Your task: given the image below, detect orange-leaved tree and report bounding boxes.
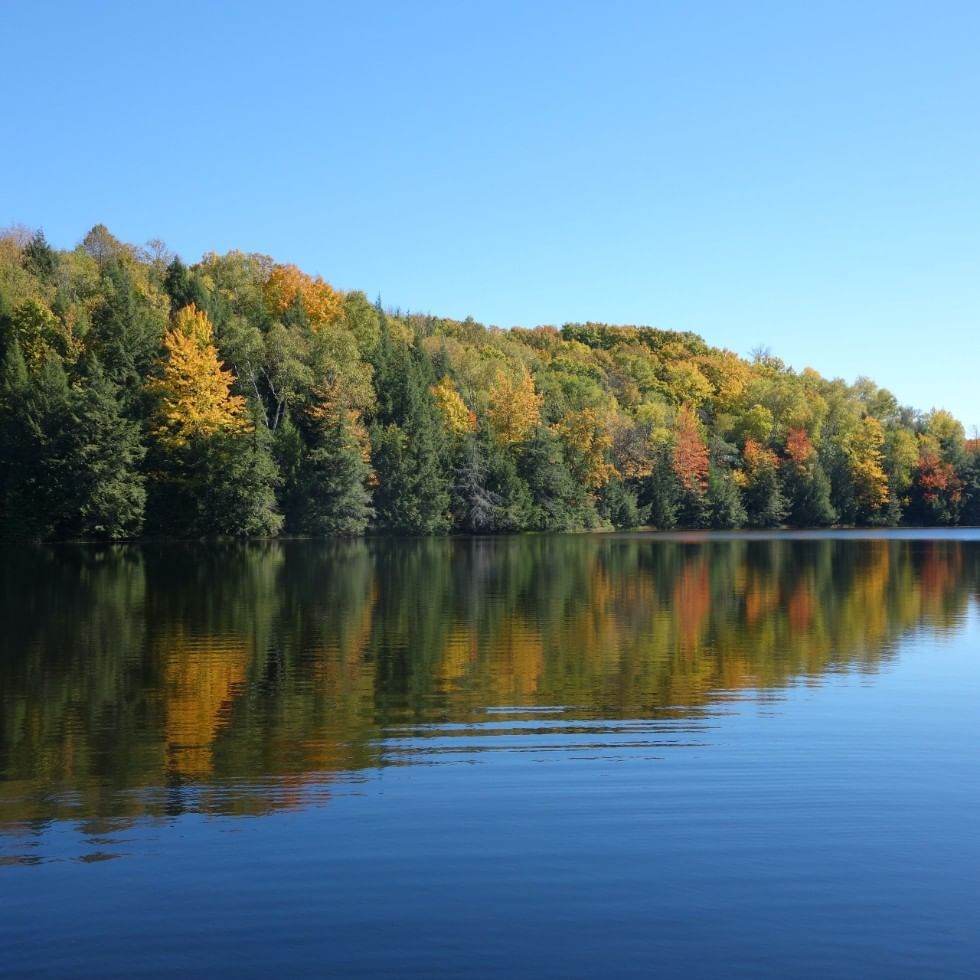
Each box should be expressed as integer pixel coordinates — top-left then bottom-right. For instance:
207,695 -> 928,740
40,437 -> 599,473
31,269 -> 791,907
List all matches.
738,436 -> 787,526
263,264 -> 343,328
911,434 -> 963,524
785,427 -> 815,471
672,405 -> 709,494
915,445 -> 963,505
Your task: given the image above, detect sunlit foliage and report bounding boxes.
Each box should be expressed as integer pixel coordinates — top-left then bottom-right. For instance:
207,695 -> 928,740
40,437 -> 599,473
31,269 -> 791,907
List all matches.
1,223 -> 975,539
147,305 -> 250,449
487,365 -> 543,445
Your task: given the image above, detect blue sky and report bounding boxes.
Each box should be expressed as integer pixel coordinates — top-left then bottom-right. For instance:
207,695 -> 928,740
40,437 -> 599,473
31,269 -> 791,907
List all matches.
4,1 -> 978,431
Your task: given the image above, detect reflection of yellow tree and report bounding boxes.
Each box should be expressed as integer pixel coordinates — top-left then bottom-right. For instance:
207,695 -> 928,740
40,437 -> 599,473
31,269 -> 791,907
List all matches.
744,574 -> 778,625
437,627 -> 478,688
435,620 -> 545,701
487,621 -> 545,700
160,629 -> 249,780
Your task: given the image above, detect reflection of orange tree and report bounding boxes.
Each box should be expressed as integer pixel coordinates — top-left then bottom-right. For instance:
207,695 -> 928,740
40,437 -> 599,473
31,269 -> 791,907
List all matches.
673,558 -> 711,653
917,542 -> 964,629
201,544 -> 381,816
435,620 -> 546,702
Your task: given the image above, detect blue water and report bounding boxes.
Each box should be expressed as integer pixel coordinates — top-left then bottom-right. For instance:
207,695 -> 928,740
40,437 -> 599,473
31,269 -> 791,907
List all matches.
2,532 -> 978,977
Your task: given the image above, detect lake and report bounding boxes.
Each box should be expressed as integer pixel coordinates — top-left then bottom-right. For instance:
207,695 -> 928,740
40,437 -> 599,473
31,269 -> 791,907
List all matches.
2,531 -> 979,977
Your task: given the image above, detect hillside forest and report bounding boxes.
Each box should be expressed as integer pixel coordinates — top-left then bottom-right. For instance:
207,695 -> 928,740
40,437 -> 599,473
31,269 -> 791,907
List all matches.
1,225 -> 977,540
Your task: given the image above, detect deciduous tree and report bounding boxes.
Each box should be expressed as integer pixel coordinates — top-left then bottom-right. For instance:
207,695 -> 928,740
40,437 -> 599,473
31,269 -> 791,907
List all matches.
488,365 -> 542,446
148,304 -> 249,449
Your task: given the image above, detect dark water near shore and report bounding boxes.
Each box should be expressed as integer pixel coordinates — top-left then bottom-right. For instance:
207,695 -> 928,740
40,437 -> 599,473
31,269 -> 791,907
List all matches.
2,531 -> 979,977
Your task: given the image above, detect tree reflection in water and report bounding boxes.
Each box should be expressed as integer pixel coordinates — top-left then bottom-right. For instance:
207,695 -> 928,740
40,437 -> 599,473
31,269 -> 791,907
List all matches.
1,534 -> 977,838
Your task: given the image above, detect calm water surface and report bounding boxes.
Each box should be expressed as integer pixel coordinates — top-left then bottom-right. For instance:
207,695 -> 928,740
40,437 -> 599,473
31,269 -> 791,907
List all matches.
2,531 -> 979,977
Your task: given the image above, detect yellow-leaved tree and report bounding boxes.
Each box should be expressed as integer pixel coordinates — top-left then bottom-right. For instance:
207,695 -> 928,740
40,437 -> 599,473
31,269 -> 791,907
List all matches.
845,416 -> 889,512
432,376 -> 476,438
487,365 -> 542,445
148,304 -> 250,448
553,408 -> 617,488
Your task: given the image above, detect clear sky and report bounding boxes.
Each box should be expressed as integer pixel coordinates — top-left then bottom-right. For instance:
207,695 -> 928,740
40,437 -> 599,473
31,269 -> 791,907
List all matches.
4,1 -> 978,431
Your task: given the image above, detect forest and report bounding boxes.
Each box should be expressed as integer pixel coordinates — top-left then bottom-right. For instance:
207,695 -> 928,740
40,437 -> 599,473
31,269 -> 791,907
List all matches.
1,224 -> 977,540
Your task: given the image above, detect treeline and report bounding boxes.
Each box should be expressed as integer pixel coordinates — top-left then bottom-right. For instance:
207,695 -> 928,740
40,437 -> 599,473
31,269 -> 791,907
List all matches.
1,224 -> 977,539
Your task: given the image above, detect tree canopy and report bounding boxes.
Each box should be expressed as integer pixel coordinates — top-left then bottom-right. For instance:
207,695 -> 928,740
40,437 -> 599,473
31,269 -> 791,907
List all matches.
1,224 -> 977,539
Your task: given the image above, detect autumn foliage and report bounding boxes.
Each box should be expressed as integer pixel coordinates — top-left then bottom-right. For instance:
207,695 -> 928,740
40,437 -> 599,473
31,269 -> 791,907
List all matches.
432,376 -> 476,438
785,428 -> 815,470
915,447 -> 963,505
148,304 -> 250,449
553,408 -> 617,488
672,406 -> 709,493
262,263 -> 343,327
742,437 -> 779,476
487,365 -> 543,445
845,417 -> 890,512
2,223 -> 977,539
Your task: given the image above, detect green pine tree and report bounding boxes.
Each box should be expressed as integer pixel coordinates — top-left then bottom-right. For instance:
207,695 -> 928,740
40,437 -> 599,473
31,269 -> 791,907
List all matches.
370,336 -> 452,533
0,349 -> 73,538
705,467 -> 747,529
784,459 -> 837,527
196,426 -> 283,536
292,412 -> 374,535
64,354 -> 146,539
518,427 -> 597,530
90,259 -> 166,408
598,477 -> 650,528
640,447 -> 680,530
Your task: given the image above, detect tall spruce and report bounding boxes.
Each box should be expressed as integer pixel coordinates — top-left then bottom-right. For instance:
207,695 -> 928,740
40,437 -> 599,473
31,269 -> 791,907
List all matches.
63,354 -> 146,538
0,349 -> 73,538
370,330 -> 451,533
290,410 -> 373,535
90,258 -> 166,408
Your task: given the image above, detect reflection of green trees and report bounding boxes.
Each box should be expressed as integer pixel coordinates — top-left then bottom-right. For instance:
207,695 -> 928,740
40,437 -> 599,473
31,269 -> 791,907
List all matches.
1,536 -> 977,831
